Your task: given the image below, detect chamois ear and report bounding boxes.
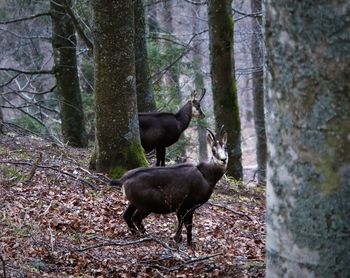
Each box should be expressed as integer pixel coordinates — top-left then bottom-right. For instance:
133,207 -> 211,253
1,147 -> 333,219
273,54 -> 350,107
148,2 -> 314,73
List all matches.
207,128 -> 215,146
221,131 -> 228,145
190,90 -> 197,102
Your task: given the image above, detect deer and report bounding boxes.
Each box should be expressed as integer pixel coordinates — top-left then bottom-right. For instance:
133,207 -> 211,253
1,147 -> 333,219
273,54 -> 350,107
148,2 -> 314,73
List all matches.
110,126 -> 228,246
138,89 -> 205,166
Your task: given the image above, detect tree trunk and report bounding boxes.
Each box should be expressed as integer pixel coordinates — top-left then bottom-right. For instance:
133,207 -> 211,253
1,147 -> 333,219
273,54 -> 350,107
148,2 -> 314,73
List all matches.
134,0 -> 156,112
92,0 -> 148,176
251,0 -> 266,185
50,0 -> 87,147
208,0 -> 242,179
192,1 -> 208,162
265,1 -> 350,277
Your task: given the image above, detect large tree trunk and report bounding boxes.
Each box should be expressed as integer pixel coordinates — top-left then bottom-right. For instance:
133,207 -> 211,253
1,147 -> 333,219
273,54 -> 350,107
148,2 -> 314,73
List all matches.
92,0 -> 148,176
251,0 -> 266,185
265,1 -> 350,277
208,0 -> 242,179
134,0 -> 156,112
50,0 -> 87,147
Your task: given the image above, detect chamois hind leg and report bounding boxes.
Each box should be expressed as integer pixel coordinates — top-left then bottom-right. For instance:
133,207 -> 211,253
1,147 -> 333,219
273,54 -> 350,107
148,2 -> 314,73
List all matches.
174,211 -> 185,243
184,212 -> 194,246
131,209 -> 150,234
123,204 -> 137,234
156,147 -> 166,166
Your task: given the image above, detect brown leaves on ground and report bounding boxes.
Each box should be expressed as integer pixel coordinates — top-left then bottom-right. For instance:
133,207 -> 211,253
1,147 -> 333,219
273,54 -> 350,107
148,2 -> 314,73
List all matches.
0,135 -> 265,277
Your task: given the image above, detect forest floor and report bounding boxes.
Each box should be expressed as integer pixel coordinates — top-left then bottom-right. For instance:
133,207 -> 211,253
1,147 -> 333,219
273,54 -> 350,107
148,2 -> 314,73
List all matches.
0,133 -> 265,277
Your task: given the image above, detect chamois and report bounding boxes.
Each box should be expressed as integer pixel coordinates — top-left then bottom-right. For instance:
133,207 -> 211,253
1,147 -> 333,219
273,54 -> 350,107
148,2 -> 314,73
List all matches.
111,126 -> 228,246
138,89 -> 205,166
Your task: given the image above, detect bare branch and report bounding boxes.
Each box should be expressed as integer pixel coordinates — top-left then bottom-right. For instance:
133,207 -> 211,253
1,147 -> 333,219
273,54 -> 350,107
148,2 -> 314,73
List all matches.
0,12 -> 51,25
62,0 -> 94,51
208,202 -> 253,221
0,68 -> 54,75
0,160 -> 98,190
232,8 -> 262,18
183,0 -> 207,5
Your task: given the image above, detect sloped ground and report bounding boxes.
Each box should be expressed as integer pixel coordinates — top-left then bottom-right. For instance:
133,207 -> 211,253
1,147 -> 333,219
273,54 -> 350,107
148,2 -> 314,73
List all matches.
0,134 -> 265,277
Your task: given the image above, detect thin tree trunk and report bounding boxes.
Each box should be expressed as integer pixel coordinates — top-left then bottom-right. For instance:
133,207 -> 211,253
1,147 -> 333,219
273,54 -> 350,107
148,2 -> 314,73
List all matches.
92,0 -> 147,176
208,0 -> 242,179
251,0 -> 266,185
192,1 -> 208,162
265,1 -> 350,277
50,0 -> 87,147
134,0 -> 156,112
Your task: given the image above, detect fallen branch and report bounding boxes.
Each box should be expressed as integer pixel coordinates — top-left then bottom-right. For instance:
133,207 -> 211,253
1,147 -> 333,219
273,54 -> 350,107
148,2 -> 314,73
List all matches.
208,202 -> 253,221
27,152 -> 43,181
146,253 -> 222,272
0,160 -> 97,190
71,236 -> 174,253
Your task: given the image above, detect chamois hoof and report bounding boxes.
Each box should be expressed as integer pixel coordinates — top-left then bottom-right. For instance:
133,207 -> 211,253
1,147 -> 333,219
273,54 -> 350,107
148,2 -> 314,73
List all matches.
174,234 -> 183,243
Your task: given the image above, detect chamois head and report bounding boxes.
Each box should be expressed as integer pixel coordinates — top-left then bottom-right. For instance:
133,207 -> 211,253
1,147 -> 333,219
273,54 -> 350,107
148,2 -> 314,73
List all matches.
207,126 -> 228,168
190,89 -> 205,119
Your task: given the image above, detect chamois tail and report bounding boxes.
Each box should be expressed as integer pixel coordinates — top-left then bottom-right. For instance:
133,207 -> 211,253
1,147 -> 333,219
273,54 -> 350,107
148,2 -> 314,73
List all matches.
110,179 -> 122,186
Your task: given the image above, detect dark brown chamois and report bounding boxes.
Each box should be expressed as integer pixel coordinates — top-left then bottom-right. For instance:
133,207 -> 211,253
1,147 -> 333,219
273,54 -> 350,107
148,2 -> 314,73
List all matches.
138,89 -> 205,166
111,126 -> 228,246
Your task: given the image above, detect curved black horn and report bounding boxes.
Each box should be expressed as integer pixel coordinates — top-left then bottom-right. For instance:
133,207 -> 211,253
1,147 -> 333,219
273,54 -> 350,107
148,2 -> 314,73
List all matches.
199,88 -> 206,101
206,128 -> 216,140
218,125 -> 225,137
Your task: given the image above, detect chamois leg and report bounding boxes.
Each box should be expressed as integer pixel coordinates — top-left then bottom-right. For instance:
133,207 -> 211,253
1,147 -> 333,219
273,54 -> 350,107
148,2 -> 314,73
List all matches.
174,211 -> 185,243
123,204 -> 137,234
156,147 -> 166,166
184,212 -> 194,246
132,209 -> 150,234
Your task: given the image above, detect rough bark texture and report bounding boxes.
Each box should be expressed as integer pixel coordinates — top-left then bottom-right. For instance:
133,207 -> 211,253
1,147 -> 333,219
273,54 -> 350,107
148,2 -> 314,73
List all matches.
208,0 -> 242,179
50,0 -> 87,147
134,0 -> 156,112
251,0 -> 267,185
92,0 -> 148,176
265,1 -> 350,277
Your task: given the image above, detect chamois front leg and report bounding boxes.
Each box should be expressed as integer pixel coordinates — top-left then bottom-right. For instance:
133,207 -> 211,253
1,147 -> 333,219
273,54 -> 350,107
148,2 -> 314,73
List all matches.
123,204 -> 138,234
131,209 -> 150,234
174,211 -> 185,243
184,212 -> 194,246
156,147 -> 166,166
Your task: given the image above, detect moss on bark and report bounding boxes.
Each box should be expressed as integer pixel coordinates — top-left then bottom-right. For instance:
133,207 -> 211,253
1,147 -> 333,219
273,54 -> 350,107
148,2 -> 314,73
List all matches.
51,0 -> 87,147
265,1 -> 350,276
208,0 -> 242,179
92,0 -> 148,176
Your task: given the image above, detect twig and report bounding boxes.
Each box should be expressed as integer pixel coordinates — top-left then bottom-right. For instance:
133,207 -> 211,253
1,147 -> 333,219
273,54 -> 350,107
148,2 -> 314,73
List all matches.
42,200 -> 53,216
0,160 -> 97,190
0,12 -> 51,25
27,152 -> 43,181
208,202 -> 253,221
62,0 -> 94,51
71,237 -> 171,252
0,68 -> 54,75
0,254 -> 6,278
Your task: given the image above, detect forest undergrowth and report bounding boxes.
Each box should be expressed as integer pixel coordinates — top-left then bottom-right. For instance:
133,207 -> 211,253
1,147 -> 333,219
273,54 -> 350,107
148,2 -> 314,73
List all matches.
0,133 -> 265,277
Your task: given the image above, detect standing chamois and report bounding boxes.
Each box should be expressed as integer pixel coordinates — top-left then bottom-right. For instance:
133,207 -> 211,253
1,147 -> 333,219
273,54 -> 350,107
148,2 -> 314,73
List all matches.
138,89 -> 205,166
111,126 -> 228,246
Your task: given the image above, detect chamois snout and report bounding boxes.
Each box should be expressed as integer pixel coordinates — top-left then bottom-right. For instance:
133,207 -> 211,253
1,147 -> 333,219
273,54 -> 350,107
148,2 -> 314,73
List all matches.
207,126 -> 228,168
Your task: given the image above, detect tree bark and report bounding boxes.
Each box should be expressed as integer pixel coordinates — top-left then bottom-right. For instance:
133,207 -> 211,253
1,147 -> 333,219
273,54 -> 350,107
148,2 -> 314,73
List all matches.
251,0 -> 266,185
208,0 -> 242,179
134,0 -> 156,112
50,0 -> 87,147
265,1 -> 350,277
192,1 -> 208,162
92,0 -> 148,176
